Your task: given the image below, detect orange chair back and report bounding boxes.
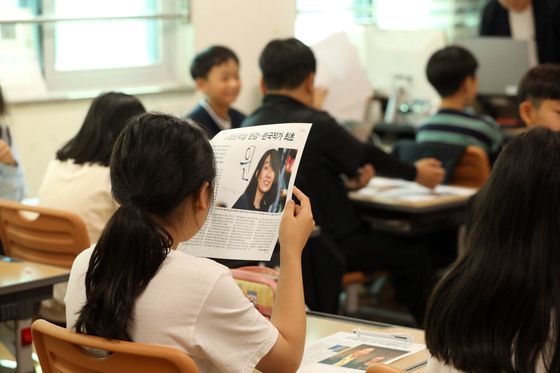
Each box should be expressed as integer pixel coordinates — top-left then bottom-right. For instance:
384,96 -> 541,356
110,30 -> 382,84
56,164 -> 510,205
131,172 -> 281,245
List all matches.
32,319 -> 198,373
0,200 -> 90,268
450,145 -> 491,188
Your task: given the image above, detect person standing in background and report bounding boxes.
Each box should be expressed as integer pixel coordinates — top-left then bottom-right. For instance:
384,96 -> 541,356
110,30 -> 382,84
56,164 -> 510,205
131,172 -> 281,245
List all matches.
0,85 -> 25,202
480,0 -> 560,65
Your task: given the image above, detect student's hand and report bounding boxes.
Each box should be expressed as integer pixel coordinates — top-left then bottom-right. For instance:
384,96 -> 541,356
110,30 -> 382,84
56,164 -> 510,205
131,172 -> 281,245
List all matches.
345,164 -> 375,191
279,187 -> 314,257
0,140 -> 16,166
415,158 -> 445,189
312,86 -> 329,110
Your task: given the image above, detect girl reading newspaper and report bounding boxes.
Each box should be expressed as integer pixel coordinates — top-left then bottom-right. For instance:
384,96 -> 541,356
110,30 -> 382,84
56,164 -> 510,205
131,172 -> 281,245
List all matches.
65,113 -> 315,373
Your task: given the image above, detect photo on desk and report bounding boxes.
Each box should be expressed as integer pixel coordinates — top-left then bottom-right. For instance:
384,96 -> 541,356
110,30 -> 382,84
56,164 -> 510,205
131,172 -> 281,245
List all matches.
319,343 -> 408,370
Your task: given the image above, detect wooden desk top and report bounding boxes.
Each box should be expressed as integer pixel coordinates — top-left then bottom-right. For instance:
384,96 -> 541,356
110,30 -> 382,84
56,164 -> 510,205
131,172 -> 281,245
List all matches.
349,177 -> 476,214
0,257 -> 69,296
306,313 -> 428,372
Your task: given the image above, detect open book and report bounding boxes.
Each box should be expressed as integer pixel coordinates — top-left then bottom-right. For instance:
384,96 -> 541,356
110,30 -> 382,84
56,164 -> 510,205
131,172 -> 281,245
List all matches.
299,330 -> 426,372
178,123 -> 311,261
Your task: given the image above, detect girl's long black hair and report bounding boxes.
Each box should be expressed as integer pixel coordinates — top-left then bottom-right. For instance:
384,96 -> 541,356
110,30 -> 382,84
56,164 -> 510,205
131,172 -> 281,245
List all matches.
243,149 -> 280,211
56,92 -> 146,166
74,113 -> 215,341
425,127 -> 560,372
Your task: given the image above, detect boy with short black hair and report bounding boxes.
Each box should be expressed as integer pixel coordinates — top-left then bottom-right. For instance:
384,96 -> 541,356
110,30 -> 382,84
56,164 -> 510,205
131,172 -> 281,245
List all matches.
187,45 -> 244,137
517,63 -> 560,130
418,46 -> 503,157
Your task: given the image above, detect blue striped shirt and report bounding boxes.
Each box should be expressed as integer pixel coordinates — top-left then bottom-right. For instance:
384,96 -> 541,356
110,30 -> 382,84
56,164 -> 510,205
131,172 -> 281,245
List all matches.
417,109 -> 503,155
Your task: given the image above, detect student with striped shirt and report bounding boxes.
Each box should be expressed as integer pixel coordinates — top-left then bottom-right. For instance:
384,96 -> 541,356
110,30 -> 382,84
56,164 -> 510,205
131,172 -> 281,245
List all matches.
417,46 -> 503,159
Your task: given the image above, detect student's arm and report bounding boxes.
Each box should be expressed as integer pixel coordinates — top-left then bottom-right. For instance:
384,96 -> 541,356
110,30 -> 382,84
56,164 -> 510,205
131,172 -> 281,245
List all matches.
256,187 -> 314,373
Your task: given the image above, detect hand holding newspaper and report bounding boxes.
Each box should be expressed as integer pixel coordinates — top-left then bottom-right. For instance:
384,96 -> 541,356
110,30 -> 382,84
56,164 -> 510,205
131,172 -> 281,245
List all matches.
179,123 -> 311,261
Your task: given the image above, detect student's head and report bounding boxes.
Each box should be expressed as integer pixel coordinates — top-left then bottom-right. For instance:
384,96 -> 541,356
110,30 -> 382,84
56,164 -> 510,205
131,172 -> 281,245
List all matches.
426,46 -> 479,103
191,46 -> 241,108
425,127 -> 560,372
259,38 -> 316,100
245,149 -> 281,210
56,92 -> 146,166
75,113 -> 215,341
517,64 -> 560,130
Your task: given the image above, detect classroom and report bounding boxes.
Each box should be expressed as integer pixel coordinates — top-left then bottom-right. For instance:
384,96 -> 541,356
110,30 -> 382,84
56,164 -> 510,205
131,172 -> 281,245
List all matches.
1,0 -> 559,372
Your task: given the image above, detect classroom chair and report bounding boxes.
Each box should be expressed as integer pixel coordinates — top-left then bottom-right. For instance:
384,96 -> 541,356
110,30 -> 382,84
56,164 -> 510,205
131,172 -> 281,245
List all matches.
0,199 -> 90,268
31,319 -> 198,373
449,145 -> 491,188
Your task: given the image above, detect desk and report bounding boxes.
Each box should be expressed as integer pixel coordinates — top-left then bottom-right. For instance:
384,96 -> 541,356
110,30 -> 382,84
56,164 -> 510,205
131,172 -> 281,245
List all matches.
0,257 -> 69,373
305,312 -> 428,372
349,178 -> 476,235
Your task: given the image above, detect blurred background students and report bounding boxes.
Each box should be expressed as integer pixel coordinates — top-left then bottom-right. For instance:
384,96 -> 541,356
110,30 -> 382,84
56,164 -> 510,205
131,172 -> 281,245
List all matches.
480,0 -> 560,64
0,85 -> 25,203
187,46 -> 244,137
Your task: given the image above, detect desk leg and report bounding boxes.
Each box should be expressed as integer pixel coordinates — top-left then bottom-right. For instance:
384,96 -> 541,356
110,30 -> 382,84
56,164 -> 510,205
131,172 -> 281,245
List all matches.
15,318 -> 34,373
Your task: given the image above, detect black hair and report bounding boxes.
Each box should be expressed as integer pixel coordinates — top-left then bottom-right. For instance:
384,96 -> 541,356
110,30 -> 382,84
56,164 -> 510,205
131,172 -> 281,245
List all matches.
518,64 -> 560,106
190,45 -> 239,80
74,113 -> 215,341
0,85 -> 5,117
56,92 -> 146,167
243,149 -> 281,211
426,46 -> 478,97
425,127 -> 560,372
259,38 -> 316,90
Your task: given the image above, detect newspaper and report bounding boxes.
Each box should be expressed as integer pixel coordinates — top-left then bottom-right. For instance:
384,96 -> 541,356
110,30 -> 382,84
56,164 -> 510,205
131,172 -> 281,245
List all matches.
178,123 -> 311,261
299,331 -> 425,372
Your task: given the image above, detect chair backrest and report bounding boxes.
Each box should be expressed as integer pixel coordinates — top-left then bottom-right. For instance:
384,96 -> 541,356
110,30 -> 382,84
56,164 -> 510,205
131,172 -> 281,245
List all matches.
32,319 -> 198,373
0,199 -> 90,268
392,140 -> 466,184
449,145 -> 491,188
231,266 -> 278,318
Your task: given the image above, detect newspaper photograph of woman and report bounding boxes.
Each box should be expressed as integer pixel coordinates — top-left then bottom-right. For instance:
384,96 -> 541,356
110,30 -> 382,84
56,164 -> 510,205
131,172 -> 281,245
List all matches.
232,147 -> 297,213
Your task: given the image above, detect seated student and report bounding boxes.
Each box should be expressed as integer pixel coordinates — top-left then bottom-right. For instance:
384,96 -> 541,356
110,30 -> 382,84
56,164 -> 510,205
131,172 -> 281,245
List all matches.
243,38 -> 445,323
37,92 -> 145,323
417,46 -> 503,160
187,46 -> 245,137
233,149 -> 281,212
0,85 -> 25,202
65,113 -> 314,373
518,63 -> 560,130
421,127 -> 560,373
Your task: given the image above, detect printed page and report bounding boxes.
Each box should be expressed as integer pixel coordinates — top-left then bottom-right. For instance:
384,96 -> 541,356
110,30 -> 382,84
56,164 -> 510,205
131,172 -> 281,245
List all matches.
179,123 -> 311,261
350,177 -> 477,205
299,331 -> 425,372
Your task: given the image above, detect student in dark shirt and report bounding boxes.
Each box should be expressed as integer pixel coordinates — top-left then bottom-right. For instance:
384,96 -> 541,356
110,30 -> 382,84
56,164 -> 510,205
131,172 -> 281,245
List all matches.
186,46 -> 245,138
243,38 -> 445,323
480,0 -> 560,64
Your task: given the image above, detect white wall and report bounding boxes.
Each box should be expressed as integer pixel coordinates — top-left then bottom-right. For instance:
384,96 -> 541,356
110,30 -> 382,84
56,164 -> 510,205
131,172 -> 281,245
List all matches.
7,0 -> 296,196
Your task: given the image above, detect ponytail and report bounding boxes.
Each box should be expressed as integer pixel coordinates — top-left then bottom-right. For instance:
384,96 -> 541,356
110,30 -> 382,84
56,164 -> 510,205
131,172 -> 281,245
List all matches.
75,205 -> 171,340
73,113 -> 215,341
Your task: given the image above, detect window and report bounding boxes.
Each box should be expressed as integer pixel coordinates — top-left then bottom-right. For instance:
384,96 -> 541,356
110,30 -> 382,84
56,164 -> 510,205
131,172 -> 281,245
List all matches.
296,0 -> 487,45
0,0 -> 190,101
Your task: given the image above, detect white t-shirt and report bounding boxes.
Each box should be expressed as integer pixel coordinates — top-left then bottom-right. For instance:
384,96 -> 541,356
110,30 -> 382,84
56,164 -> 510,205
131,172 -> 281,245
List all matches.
38,159 -> 117,321
65,248 -> 279,373
509,4 -> 538,67
38,159 -> 117,244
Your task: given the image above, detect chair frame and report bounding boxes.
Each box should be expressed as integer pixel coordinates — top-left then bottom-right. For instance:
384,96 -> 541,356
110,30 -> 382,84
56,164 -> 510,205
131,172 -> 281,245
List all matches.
0,199 -> 90,268
32,319 -> 198,373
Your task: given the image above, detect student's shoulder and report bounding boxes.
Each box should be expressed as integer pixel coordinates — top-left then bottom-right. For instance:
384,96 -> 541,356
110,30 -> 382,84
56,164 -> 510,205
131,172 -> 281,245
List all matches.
163,250 -> 230,282
186,103 -> 208,121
